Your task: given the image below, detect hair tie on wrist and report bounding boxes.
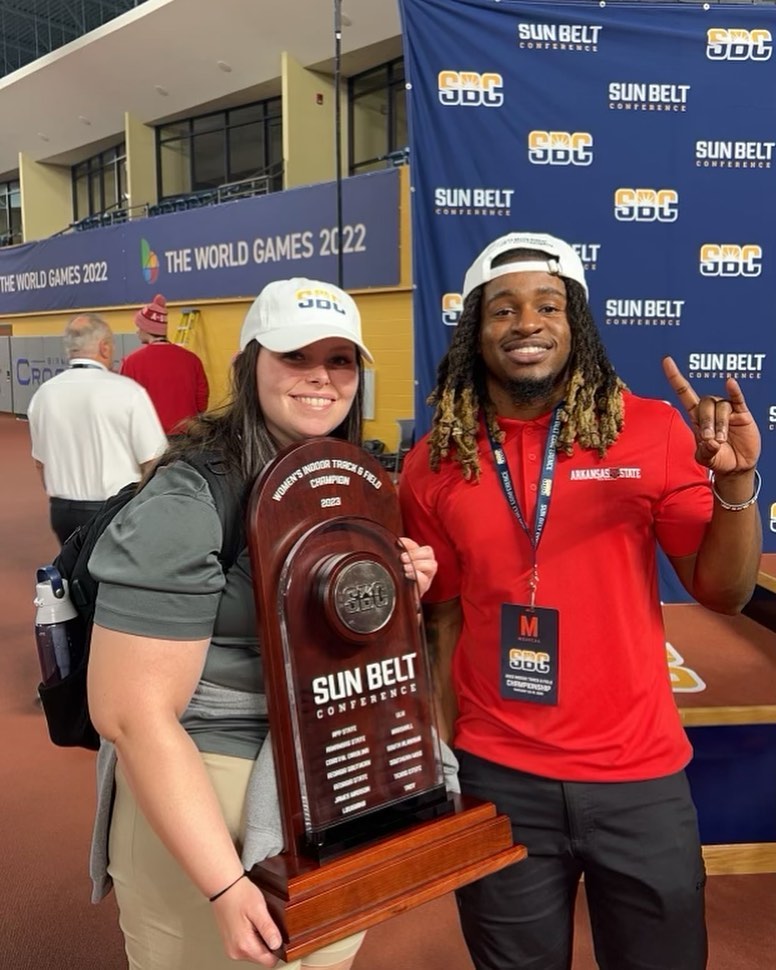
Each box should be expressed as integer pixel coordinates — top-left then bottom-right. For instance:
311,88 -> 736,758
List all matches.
710,469 -> 761,511
208,871 -> 247,902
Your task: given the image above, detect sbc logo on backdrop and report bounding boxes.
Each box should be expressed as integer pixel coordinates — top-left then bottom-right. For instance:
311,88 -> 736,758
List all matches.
770,503 -> 776,534
528,131 -> 593,166
614,189 -> 678,222
768,405 -> 776,431
699,244 -> 763,278
438,71 -> 504,107
706,28 -> 772,61
572,243 -> 601,271
442,293 -> 462,327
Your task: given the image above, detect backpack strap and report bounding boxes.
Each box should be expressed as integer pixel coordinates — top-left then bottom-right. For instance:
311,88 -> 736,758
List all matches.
183,452 -> 245,575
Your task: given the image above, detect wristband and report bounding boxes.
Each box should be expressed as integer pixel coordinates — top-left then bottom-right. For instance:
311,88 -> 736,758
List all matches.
710,469 -> 761,512
208,871 -> 247,902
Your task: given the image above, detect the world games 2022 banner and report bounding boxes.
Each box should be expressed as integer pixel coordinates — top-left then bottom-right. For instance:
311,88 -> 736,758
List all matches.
399,0 -> 776,554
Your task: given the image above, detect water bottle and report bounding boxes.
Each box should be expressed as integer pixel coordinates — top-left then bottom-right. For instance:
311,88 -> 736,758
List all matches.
34,565 -> 78,686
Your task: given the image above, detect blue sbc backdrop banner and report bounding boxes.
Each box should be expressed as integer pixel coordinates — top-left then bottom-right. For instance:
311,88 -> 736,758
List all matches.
399,0 -> 776,553
0,168 -> 399,313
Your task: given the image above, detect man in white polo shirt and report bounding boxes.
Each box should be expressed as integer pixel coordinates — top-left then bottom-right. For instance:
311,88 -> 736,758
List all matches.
28,313 -> 167,544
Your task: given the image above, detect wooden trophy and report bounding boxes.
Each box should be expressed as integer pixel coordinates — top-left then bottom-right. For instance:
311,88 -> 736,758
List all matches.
246,438 -> 525,961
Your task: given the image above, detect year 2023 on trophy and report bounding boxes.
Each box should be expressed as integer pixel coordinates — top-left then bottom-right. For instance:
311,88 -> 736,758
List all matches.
246,438 -> 525,960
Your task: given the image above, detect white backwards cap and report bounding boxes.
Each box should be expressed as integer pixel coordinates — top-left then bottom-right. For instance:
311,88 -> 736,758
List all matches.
462,232 -> 588,300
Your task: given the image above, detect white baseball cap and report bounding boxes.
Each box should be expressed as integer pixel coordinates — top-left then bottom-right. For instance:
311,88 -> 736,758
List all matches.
462,232 -> 588,300
239,278 -> 373,362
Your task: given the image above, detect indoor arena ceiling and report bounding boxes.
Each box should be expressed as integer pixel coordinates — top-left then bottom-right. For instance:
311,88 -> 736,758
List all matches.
0,0 -> 401,178
0,0 -> 148,77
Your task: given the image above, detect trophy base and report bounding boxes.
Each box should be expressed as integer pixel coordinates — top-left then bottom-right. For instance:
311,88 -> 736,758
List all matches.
248,793 -> 526,962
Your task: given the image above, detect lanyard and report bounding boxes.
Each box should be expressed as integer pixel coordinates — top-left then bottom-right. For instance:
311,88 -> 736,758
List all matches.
486,407 -> 562,608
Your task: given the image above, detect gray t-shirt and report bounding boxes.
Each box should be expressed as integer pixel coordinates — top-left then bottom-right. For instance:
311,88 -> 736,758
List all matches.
89,461 -> 268,758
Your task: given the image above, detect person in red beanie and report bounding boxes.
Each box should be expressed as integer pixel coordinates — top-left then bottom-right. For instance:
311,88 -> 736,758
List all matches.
120,294 -> 209,434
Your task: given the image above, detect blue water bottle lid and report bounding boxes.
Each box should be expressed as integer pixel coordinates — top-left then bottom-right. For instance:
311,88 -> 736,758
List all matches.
36,565 -> 65,599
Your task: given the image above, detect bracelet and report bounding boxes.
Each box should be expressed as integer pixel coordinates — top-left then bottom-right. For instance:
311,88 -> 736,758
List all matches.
710,469 -> 761,511
208,871 -> 247,903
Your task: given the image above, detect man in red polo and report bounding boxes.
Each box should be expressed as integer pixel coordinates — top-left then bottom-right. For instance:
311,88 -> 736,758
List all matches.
121,294 -> 209,434
400,232 -> 762,970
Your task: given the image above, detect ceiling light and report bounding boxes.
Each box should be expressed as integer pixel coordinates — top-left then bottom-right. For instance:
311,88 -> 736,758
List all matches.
38,132 -> 49,142
341,13 -> 353,26
154,84 -> 169,96
217,60 -> 232,73
78,115 -> 91,126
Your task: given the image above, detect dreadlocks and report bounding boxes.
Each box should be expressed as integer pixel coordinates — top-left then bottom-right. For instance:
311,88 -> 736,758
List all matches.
427,268 -> 626,481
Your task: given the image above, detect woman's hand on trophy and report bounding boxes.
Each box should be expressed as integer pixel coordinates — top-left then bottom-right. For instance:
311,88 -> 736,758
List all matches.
210,876 -> 282,966
398,537 -> 438,596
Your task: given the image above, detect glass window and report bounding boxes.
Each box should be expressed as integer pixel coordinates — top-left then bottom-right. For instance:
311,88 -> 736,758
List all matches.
156,97 -> 283,200
229,123 -> 265,183
70,143 -> 126,220
0,179 -> 22,245
160,139 -> 192,197
349,58 -> 406,174
192,131 -> 226,190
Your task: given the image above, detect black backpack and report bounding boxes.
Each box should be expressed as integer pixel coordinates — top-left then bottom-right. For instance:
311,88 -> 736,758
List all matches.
36,452 -> 245,751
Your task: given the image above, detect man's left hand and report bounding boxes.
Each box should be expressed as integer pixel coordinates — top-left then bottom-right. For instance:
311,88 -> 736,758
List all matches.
662,355 -> 761,474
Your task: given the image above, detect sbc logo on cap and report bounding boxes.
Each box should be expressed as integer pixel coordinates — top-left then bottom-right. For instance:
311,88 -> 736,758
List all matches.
699,244 -> 762,278
528,131 -> 593,167
296,288 -> 347,315
707,28 -> 772,61
614,188 -> 678,223
438,71 -> 504,107
442,293 -> 462,327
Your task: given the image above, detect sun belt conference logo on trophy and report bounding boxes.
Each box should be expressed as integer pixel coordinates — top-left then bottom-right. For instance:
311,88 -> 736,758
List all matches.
614,188 -> 678,223
706,28 -> 772,61
699,244 -> 763,278
528,131 -> 593,166
437,70 -> 504,107
140,239 -> 160,284
516,22 -> 602,52
442,293 -> 462,327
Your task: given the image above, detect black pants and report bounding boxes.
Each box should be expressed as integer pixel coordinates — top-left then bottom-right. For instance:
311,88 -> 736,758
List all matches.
49,497 -> 104,545
455,750 -> 707,970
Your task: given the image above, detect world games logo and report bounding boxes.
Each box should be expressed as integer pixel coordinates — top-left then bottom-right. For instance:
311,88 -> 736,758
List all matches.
614,188 -> 678,223
140,238 -> 160,284
706,28 -> 772,61
442,293 -> 462,327
438,71 -> 504,107
528,131 -> 593,166
699,244 -> 763,278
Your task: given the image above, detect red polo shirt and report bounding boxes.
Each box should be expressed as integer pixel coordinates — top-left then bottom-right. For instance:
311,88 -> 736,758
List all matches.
400,393 -> 712,781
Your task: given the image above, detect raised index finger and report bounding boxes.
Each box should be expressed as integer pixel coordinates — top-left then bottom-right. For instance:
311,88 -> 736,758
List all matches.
662,355 -> 699,414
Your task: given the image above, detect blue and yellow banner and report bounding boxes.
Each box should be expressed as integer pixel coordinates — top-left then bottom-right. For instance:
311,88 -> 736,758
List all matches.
0,169 -> 400,313
400,0 -> 776,551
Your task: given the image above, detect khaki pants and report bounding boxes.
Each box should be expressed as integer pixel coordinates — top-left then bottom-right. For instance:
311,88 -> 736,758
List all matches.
109,751 -> 365,970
